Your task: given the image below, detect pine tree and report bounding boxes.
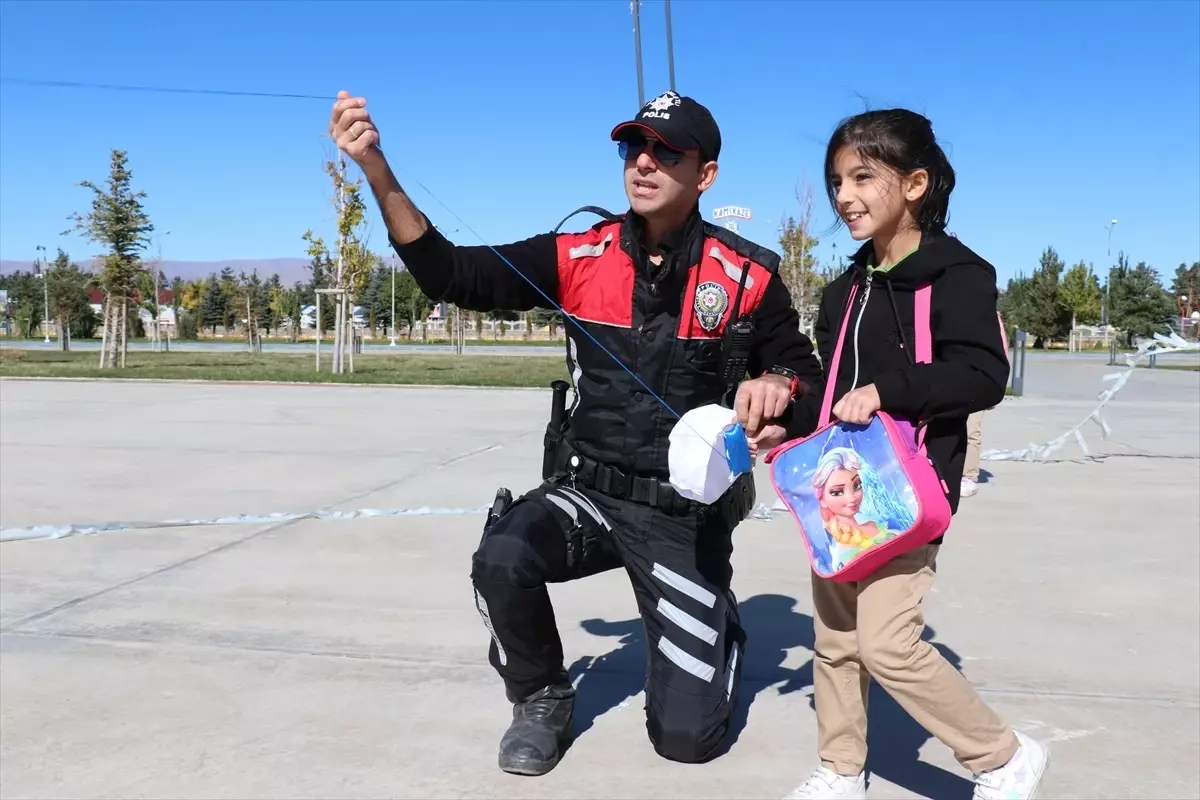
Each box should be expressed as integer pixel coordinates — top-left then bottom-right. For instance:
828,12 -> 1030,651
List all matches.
264,273 -> 283,334
361,260 -> 391,336
1170,262 -> 1200,313
1026,246 -> 1071,345
199,272 -> 226,334
64,149 -> 154,368
1109,256 -> 1175,343
999,274 -> 1035,335
1059,261 -> 1102,328
217,267 -> 238,332
45,249 -> 94,351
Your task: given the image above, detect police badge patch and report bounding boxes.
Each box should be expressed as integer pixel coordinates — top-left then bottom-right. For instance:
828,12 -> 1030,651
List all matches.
694,281 -> 729,331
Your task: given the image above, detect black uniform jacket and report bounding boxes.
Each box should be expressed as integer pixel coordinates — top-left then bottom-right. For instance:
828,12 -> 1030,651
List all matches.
391,207 -> 826,482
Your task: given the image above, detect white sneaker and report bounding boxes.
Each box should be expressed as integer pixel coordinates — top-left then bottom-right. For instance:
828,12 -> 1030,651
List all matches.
972,731 -> 1049,799
960,477 -> 979,497
782,766 -> 867,799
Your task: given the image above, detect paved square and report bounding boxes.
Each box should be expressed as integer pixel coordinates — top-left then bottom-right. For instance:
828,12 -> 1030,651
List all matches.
2,352 -> 1198,799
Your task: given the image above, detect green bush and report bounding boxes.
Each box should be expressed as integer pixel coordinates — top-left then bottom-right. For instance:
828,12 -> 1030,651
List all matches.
177,309 -> 199,340
70,306 -> 99,339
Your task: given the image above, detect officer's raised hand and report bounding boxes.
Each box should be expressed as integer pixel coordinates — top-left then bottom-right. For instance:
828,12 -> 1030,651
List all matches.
330,90 -> 383,168
735,374 -> 793,438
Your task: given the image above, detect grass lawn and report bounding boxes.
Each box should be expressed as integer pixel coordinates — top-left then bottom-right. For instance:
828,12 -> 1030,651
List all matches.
0,349 -> 570,388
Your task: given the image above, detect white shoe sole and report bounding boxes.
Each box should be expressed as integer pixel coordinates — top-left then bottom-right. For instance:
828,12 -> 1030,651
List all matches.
975,737 -> 1050,800
1028,744 -> 1050,799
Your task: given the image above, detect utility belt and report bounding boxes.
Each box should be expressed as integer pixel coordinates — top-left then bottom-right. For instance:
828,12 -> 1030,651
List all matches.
556,442 -> 693,514
541,381 -> 756,524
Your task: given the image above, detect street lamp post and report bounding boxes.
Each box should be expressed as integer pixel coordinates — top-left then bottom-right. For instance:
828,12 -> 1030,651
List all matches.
664,0 -> 676,91
631,0 -> 646,108
1102,219 -> 1118,327
154,231 -> 170,351
35,244 -> 49,343
390,255 -> 397,347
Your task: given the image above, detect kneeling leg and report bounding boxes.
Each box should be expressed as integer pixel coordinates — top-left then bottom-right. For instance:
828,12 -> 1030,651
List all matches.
630,555 -> 745,763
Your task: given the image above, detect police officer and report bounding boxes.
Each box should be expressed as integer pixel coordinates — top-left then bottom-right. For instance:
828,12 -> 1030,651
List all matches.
330,88 -> 825,775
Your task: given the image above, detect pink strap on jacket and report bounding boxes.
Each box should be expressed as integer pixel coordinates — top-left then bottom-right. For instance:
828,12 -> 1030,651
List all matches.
819,282 -> 934,429
914,284 -> 932,363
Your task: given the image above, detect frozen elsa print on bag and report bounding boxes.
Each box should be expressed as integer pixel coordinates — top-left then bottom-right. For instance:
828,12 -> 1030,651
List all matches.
773,420 -> 919,576
812,448 -> 883,571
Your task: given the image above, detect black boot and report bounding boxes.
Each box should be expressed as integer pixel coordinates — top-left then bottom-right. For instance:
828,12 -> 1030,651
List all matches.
497,682 -> 575,776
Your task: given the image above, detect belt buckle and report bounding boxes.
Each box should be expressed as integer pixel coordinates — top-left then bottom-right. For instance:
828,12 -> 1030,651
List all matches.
654,479 -> 678,514
596,465 -> 613,495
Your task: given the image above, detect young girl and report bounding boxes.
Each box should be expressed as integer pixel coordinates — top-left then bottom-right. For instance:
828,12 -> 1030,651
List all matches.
782,110 -> 1049,800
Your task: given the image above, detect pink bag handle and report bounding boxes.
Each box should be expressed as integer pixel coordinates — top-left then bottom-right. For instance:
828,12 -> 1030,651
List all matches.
912,283 -> 934,447
818,283 -> 860,427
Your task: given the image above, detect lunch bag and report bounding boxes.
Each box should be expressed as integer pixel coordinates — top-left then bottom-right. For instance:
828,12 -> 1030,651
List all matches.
763,282 -> 952,582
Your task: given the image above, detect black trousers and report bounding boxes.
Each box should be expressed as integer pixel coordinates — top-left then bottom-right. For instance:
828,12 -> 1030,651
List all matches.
470,477 -> 746,764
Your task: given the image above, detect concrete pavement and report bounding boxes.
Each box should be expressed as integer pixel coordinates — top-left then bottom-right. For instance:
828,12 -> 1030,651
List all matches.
1,354 -> 1197,799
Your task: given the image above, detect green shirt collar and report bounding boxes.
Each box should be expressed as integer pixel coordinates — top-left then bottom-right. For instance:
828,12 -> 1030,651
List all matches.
866,245 -> 919,276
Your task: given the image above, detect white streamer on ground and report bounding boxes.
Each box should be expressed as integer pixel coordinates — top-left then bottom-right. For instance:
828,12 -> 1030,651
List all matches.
982,332 -> 1199,462
0,506 -> 489,543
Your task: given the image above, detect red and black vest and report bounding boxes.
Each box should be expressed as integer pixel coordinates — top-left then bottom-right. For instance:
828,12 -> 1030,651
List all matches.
552,211 -> 780,480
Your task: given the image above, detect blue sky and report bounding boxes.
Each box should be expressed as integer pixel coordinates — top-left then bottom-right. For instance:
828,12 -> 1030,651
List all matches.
1,0 -> 1197,286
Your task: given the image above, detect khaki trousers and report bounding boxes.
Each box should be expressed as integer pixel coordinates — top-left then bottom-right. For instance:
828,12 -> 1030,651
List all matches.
964,411 -> 984,481
812,544 -> 1017,775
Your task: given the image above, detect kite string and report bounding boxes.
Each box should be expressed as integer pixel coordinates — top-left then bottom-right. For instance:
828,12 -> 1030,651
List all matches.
0,76 -> 333,100
3,74 -> 737,466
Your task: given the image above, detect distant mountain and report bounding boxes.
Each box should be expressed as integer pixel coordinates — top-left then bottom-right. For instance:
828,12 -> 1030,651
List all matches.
0,258 -> 312,285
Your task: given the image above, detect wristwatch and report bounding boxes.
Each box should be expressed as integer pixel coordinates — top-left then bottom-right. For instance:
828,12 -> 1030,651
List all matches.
764,365 -> 800,398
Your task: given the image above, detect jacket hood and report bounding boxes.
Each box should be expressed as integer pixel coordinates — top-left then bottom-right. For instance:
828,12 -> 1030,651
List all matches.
849,232 -> 988,289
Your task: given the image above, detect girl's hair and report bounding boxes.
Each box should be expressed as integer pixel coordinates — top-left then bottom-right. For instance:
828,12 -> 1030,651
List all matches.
823,109 -> 956,234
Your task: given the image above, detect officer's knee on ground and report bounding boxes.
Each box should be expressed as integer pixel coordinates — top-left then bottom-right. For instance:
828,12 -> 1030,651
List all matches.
645,690 -> 731,764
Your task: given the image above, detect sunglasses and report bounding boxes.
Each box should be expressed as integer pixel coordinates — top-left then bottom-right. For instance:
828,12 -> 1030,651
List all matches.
617,137 -> 691,167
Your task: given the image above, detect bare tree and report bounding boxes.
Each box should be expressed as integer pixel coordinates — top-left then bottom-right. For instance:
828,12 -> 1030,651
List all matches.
317,154 -> 373,373
778,174 -> 823,334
